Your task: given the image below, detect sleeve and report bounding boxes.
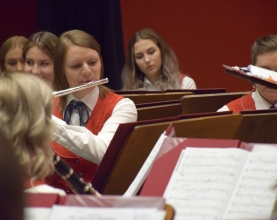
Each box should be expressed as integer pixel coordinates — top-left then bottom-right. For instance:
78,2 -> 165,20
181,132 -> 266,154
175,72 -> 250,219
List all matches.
52,98 -> 137,165
181,76 -> 197,89
216,105 -> 230,112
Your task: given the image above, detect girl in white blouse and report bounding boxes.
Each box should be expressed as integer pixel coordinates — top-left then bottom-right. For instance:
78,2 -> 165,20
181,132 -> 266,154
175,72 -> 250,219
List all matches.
121,28 -> 196,90
48,30 -> 137,193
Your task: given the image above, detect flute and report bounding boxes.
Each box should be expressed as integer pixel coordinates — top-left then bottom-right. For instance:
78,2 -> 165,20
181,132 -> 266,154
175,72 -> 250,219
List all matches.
53,78 -> 109,97
53,155 -> 101,196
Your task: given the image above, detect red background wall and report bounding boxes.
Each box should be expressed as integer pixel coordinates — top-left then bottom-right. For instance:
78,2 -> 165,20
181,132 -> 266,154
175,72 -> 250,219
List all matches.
0,1 -> 38,46
1,1 -> 277,92
120,0 -> 277,92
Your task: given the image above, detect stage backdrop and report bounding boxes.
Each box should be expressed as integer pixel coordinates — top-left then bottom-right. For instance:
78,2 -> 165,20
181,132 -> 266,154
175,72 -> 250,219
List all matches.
120,0 -> 277,92
1,1 -> 277,91
0,0 -> 124,90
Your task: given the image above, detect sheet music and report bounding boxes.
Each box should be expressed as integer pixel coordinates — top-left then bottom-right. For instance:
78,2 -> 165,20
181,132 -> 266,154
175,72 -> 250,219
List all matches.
248,65 -> 277,83
24,208 -> 52,220
123,132 -> 167,197
48,205 -> 165,220
163,147 -> 248,220
223,151 -> 277,220
252,143 -> 277,152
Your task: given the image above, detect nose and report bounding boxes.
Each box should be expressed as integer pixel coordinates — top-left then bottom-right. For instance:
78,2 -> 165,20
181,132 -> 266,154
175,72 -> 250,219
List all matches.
31,65 -> 40,75
144,55 -> 150,63
81,64 -> 91,76
16,62 -> 24,72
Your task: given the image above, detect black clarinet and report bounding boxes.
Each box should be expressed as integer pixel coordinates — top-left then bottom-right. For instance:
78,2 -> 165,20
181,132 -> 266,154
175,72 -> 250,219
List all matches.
53,154 -> 100,196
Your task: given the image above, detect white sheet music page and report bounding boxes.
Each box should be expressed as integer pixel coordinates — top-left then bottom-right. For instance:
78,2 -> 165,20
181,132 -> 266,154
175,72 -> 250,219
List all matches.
163,147 -> 248,220
48,205 -> 165,220
24,208 -> 52,220
223,151 -> 277,220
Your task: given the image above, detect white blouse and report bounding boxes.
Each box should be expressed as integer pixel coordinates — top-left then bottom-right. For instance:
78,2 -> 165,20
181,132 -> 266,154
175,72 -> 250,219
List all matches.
52,86 -> 137,164
143,75 -> 196,90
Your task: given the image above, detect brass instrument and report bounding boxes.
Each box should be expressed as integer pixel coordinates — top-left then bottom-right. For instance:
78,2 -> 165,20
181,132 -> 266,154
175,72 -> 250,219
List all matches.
53,78 -> 109,97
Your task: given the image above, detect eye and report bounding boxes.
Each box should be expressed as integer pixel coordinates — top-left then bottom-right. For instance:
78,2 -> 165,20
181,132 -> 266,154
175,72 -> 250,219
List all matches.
148,49 -> 155,54
71,63 -> 81,69
40,62 -> 49,66
7,61 -> 16,66
88,60 -> 97,65
135,54 -> 143,59
25,60 -> 34,66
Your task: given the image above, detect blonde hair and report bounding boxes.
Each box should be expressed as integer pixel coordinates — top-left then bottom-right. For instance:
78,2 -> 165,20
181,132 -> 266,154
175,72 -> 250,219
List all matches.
121,28 -> 180,90
0,36 -> 27,72
0,72 -> 55,182
54,29 -> 109,113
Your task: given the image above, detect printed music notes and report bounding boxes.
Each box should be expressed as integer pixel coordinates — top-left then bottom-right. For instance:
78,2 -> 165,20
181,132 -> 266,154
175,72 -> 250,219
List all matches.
163,147 -> 277,220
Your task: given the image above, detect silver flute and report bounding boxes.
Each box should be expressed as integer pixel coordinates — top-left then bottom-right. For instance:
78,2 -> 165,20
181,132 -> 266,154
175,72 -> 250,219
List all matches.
53,78 -> 109,97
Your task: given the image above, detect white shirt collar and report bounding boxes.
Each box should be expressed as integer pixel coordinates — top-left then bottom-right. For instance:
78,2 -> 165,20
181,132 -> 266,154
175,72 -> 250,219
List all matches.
66,86 -> 99,111
144,77 -> 158,91
252,89 -> 276,109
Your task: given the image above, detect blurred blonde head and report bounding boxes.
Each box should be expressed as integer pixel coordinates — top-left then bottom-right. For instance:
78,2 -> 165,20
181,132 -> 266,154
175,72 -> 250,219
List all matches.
0,72 -> 55,182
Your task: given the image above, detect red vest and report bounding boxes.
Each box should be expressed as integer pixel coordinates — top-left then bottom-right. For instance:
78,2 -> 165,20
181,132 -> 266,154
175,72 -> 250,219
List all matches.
46,91 -> 123,193
226,91 -> 256,113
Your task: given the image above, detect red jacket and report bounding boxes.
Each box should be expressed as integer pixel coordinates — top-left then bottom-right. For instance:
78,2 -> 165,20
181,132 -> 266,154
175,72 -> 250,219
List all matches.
46,91 -> 123,193
226,91 -> 255,113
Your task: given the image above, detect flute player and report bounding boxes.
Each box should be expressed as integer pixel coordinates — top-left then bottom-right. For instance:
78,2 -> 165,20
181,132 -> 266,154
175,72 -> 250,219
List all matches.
47,30 -> 137,193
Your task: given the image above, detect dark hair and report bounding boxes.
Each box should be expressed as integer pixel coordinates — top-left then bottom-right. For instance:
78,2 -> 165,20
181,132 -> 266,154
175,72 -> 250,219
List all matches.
0,129 -> 23,220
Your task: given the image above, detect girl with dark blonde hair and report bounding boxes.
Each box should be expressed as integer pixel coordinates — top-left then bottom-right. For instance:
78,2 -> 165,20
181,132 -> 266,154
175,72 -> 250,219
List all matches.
121,28 -> 196,90
48,29 -> 137,193
23,31 -> 58,88
0,36 -> 27,72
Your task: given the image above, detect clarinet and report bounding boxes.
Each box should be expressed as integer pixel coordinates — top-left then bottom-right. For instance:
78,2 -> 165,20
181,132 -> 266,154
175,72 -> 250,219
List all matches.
53,154 -> 101,196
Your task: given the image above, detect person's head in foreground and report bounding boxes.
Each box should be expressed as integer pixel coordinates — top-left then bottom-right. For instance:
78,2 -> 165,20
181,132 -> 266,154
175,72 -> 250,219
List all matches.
0,72 -> 55,184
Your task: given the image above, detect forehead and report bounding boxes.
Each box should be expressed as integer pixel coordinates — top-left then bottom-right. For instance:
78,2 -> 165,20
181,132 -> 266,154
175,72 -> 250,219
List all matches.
26,46 -> 50,59
5,47 -> 22,59
133,39 -> 159,54
256,51 -> 277,71
65,44 -> 99,60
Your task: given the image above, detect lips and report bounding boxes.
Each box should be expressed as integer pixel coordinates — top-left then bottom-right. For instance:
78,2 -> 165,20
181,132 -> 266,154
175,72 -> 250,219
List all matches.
80,79 -> 94,84
146,65 -> 154,69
